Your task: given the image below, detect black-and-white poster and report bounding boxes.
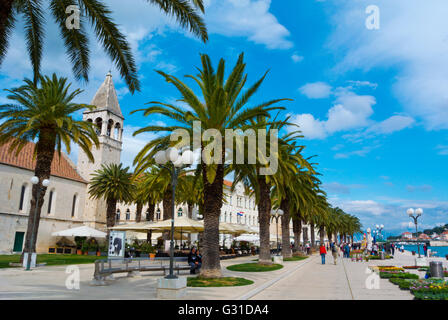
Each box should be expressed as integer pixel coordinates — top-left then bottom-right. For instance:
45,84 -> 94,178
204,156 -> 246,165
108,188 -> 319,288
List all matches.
108,231 -> 125,257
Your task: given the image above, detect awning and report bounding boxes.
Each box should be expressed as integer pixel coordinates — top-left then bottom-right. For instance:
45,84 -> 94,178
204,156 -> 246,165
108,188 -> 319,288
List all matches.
51,226 -> 106,238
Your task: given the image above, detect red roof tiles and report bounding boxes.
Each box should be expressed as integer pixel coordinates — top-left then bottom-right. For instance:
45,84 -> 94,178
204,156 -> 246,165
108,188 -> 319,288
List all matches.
0,140 -> 86,183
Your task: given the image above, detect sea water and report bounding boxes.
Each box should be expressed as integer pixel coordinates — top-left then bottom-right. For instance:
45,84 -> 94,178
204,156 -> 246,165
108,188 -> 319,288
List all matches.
402,244 -> 448,257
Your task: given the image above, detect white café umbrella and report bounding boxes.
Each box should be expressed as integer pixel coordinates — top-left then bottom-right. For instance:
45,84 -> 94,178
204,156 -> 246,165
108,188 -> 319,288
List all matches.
51,226 -> 107,238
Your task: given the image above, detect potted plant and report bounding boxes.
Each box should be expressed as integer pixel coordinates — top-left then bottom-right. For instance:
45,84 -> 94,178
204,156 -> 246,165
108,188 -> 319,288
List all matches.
81,242 -> 89,255
87,243 -> 98,256
74,236 -> 86,255
412,251 -> 416,256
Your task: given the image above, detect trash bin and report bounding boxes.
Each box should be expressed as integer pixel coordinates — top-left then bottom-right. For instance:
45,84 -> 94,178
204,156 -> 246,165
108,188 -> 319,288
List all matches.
429,261 -> 444,278
379,251 -> 385,260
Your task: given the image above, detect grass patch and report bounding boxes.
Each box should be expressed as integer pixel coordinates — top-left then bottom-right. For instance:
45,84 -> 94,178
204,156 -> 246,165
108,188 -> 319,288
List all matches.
187,277 -> 254,287
284,256 -> 308,262
227,263 -> 283,272
0,254 -> 105,268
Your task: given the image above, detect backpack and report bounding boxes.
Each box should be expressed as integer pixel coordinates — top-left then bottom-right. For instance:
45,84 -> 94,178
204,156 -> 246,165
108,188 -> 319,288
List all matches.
331,246 -> 337,253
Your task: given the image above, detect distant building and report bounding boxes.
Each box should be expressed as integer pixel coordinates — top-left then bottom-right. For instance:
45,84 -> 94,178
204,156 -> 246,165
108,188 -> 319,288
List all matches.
402,232 -> 413,240
418,233 -> 431,240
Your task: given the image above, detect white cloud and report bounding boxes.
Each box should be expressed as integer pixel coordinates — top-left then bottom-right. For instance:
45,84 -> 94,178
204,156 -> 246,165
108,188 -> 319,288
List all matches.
366,115 -> 415,135
406,185 -> 433,193
205,0 -> 293,49
333,199 -> 389,216
121,125 -> 160,169
334,145 -> 379,159
291,53 -> 304,63
328,0 -> 448,130
436,145 -> 448,156
291,86 -> 376,139
288,113 -> 326,139
299,82 -> 332,99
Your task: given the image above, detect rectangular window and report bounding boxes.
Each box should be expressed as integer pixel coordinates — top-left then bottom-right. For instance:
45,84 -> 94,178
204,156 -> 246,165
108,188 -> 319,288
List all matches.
19,185 -> 26,211
71,195 -> 77,217
47,191 -> 53,214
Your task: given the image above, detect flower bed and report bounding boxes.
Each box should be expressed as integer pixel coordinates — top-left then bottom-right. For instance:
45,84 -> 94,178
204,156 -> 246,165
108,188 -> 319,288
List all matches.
389,278 -> 448,300
410,281 -> 448,300
377,266 -> 404,272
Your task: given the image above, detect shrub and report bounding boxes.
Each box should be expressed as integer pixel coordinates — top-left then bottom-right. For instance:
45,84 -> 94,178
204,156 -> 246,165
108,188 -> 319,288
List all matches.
379,272 -> 419,279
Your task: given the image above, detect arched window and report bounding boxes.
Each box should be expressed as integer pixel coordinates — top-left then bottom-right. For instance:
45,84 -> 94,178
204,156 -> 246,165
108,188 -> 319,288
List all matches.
224,212 -> 227,222
146,209 -> 150,221
116,209 -> 121,222
114,123 -> 121,140
71,194 -> 78,217
177,208 -> 183,217
126,209 -> 130,220
156,208 -> 161,220
18,184 -> 27,211
95,118 -> 103,135
107,119 -> 114,137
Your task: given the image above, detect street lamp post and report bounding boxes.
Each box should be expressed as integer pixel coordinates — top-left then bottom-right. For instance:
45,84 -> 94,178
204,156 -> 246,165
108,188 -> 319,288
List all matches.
26,176 -> 50,270
271,209 -> 284,256
407,208 -> 423,258
154,148 -> 193,279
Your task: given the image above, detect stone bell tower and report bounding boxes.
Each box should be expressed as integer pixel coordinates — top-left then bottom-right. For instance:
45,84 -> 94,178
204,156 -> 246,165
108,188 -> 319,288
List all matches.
77,72 -> 124,228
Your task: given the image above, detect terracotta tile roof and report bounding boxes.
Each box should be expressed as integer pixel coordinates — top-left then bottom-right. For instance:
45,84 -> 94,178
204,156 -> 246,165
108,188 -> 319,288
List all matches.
0,140 -> 86,184
224,180 -> 233,187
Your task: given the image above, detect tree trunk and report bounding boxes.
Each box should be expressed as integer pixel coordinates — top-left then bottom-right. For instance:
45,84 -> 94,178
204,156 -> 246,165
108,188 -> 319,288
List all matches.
319,226 -> 325,245
334,232 -> 338,245
135,202 -> 143,222
292,217 -> 302,252
162,188 -> 172,220
187,203 -> 194,219
21,131 -> 55,262
302,226 -> 308,244
327,230 -> 332,243
200,160 -> 224,278
105,198 -> 117,240
310,223 -> 316,248
0,0 -> 15,65
257,176 -> 272,265
280,198 -> 292,258
147,202 -> 155,221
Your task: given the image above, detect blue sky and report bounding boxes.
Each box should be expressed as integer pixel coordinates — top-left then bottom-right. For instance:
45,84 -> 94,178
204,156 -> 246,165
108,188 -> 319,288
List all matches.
1,0 -> 447,235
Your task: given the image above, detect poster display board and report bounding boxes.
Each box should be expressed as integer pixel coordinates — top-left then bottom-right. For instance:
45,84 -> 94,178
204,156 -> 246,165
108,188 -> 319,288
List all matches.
108,231 -> 126,257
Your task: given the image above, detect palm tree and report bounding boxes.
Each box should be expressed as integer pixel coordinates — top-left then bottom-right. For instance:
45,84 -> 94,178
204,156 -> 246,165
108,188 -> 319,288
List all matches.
231,116 -> 299,264
0,74 -> 99,260
132,53 -> 286,277
88,163 -> 135,235
0,0 -> 208,91
176,172 -> 203,218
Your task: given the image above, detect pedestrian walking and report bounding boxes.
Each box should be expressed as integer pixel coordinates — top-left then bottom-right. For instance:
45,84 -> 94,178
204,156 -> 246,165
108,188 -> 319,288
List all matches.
331,242 -> 338,265
319,244 -> 327,264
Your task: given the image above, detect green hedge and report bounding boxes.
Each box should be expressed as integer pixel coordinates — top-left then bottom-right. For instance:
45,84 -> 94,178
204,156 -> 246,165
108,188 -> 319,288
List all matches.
379,272 -> 419,279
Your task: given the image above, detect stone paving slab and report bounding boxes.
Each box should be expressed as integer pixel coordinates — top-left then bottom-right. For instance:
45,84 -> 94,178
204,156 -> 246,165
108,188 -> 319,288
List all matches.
1,250 -> 442,300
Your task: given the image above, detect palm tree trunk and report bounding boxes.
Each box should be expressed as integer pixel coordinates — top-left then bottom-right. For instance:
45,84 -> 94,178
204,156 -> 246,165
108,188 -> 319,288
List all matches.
334,232 -> 338,244
200,161 -> 224,278
257,177 -> 272,265
292,218 -> 302,252
147,202 -> 155,221
327,231 -> 332,243
135,202 -> 143,222
310,223 -> 316,248
319,226 -> 325,245
280,198 -> 292,258
21,131 -> 55,262
162,188 -> 172,220
105,198 -> 117,240
187,203 -> 194,219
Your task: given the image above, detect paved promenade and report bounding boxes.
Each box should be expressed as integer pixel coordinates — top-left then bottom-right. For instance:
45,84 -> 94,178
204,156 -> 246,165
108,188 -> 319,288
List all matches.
0,250 -> 445,300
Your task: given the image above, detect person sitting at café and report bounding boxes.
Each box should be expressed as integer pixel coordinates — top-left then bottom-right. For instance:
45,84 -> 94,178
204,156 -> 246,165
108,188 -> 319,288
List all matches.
188,246 -> 202,274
